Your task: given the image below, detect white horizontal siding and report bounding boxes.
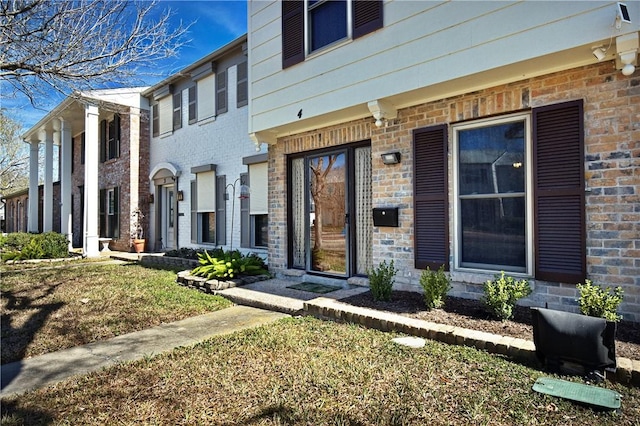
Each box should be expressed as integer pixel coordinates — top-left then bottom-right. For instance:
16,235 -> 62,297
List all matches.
249,0 -> 636,135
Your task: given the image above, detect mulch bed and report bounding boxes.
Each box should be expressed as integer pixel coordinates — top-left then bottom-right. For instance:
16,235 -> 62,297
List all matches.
340,291 -> 640,361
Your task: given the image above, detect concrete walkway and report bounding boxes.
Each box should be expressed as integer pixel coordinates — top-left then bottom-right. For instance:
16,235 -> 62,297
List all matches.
1,306 -> 287,397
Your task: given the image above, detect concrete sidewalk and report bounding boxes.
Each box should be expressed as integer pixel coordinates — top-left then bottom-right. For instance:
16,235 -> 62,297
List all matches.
0,305 -> 288,397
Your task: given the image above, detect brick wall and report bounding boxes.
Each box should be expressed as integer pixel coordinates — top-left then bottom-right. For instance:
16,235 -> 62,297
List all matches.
70,106 -> 151,253
270,61 -> 639,322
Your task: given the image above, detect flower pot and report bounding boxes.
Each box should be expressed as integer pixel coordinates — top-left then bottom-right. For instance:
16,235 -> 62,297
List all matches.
132,239 -> 145,254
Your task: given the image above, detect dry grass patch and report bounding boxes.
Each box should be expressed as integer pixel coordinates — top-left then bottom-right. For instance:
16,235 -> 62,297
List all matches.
2,317 -> 639,425
1,262 -> 231,364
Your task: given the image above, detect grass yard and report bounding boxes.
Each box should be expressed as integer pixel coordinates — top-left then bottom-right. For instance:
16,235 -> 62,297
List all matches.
2,317 -> 638,425
1,262 -> 232,364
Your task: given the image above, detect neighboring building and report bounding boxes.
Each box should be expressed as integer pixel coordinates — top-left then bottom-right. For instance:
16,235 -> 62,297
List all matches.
247,1 -> 640,321
3,183 -> 60,234
143,35 -> 269,255
19,89 -> 150,256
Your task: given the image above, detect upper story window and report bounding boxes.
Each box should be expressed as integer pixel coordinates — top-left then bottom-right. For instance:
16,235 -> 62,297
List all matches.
282,0 -> 382,69
309,0 -> 347,52
100,114 -> 120,162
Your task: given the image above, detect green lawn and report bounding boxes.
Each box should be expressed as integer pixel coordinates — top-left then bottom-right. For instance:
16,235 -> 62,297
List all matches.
2,317 -> 638,425
1,262 -> 231,364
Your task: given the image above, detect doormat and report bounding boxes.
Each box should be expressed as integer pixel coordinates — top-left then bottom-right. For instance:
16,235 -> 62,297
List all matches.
532,377 -> 621,410
286,282 -> 342,294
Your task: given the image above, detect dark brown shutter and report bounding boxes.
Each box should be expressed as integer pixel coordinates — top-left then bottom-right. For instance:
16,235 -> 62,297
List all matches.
533,100 -> 585,283
282,0 -> 304,69
413,124 -> 449,270
353,0 -> 383,39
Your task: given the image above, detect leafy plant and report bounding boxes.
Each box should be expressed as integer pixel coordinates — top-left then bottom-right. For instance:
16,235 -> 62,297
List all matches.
481,271 -> 531,320
191,249 -> 268,279
368,259 -> 398,302
576,280 -> 624,322
1,232 -> 69,261
420,265 -> 451,310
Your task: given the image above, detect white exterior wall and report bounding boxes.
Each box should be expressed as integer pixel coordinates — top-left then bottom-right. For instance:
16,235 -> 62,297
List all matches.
248,0 -> 639,136
148,48 -> 267,254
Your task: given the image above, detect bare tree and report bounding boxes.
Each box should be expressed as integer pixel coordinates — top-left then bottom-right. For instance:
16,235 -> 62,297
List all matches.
0,111 -> 29,195
0,0 -> 189,106
309,155 -> 338,251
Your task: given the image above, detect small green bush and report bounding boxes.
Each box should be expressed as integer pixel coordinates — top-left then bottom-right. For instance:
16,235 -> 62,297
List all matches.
1,232 -> 69,261
482,271 -> 531,320
420,265 -> 451,310
191,249 -> 268,279
576,280 -> 624,322
368,259 -> 398,302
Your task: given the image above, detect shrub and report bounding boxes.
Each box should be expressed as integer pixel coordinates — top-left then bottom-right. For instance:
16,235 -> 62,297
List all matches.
191,249 -> 268,279
576,280 -> 624,322
368,259 -> 398,302
419,265 -> 451,310
482,271 -> 531,320
1,232 -> 69,261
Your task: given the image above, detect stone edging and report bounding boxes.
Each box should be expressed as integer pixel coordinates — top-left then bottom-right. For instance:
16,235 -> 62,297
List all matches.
303,297 -> 640,387
176,270 -> 272,292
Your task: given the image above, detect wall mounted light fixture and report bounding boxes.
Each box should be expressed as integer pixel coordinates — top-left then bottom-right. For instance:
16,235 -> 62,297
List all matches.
176,191 -> 184,202
368,99 -> 398,128
381,151 -> 401,165
616,32 -> 638,76
148,194 -> 154,204
592,47 -> 607,61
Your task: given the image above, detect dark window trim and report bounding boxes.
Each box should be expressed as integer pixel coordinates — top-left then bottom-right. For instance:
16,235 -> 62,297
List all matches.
173,92 -> 182,130
216,69 -> 228,115
237,60 -> 248,108
152,104 -> 159,137
188,86 -> 197,124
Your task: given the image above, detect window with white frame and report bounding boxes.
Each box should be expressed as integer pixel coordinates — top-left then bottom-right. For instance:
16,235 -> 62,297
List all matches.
453,114 -> 531,274
196,169 -> 216,244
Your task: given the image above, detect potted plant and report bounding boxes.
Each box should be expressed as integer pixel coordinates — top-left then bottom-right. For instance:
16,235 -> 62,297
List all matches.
131,207 -> 145,253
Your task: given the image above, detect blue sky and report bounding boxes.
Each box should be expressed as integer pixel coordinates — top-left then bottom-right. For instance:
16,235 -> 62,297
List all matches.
4,0 -> 247,131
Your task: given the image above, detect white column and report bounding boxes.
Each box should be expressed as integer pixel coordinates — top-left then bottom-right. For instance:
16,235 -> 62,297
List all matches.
27,140 -> 40,233
84,104 -> 100,257
59,117 -> 73,250
43,129 -> 54,232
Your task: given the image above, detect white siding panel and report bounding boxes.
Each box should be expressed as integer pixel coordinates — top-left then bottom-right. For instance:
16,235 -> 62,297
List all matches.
250,1 -> 625,134
197,74 -> 215,121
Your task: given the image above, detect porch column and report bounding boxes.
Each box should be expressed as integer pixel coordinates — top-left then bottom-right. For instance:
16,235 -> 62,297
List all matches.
84,104 -> 100,257
43,128 -> 54,232
59,117 -> 73,250
27,140 -> 39,233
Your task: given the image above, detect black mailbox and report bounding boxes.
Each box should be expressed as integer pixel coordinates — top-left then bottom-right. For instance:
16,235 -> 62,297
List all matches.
372,207 -> 399,227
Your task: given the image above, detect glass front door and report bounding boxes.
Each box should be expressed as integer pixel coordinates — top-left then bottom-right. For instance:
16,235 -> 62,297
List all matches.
309,152 -> 347,275
290,144 -> 372,278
